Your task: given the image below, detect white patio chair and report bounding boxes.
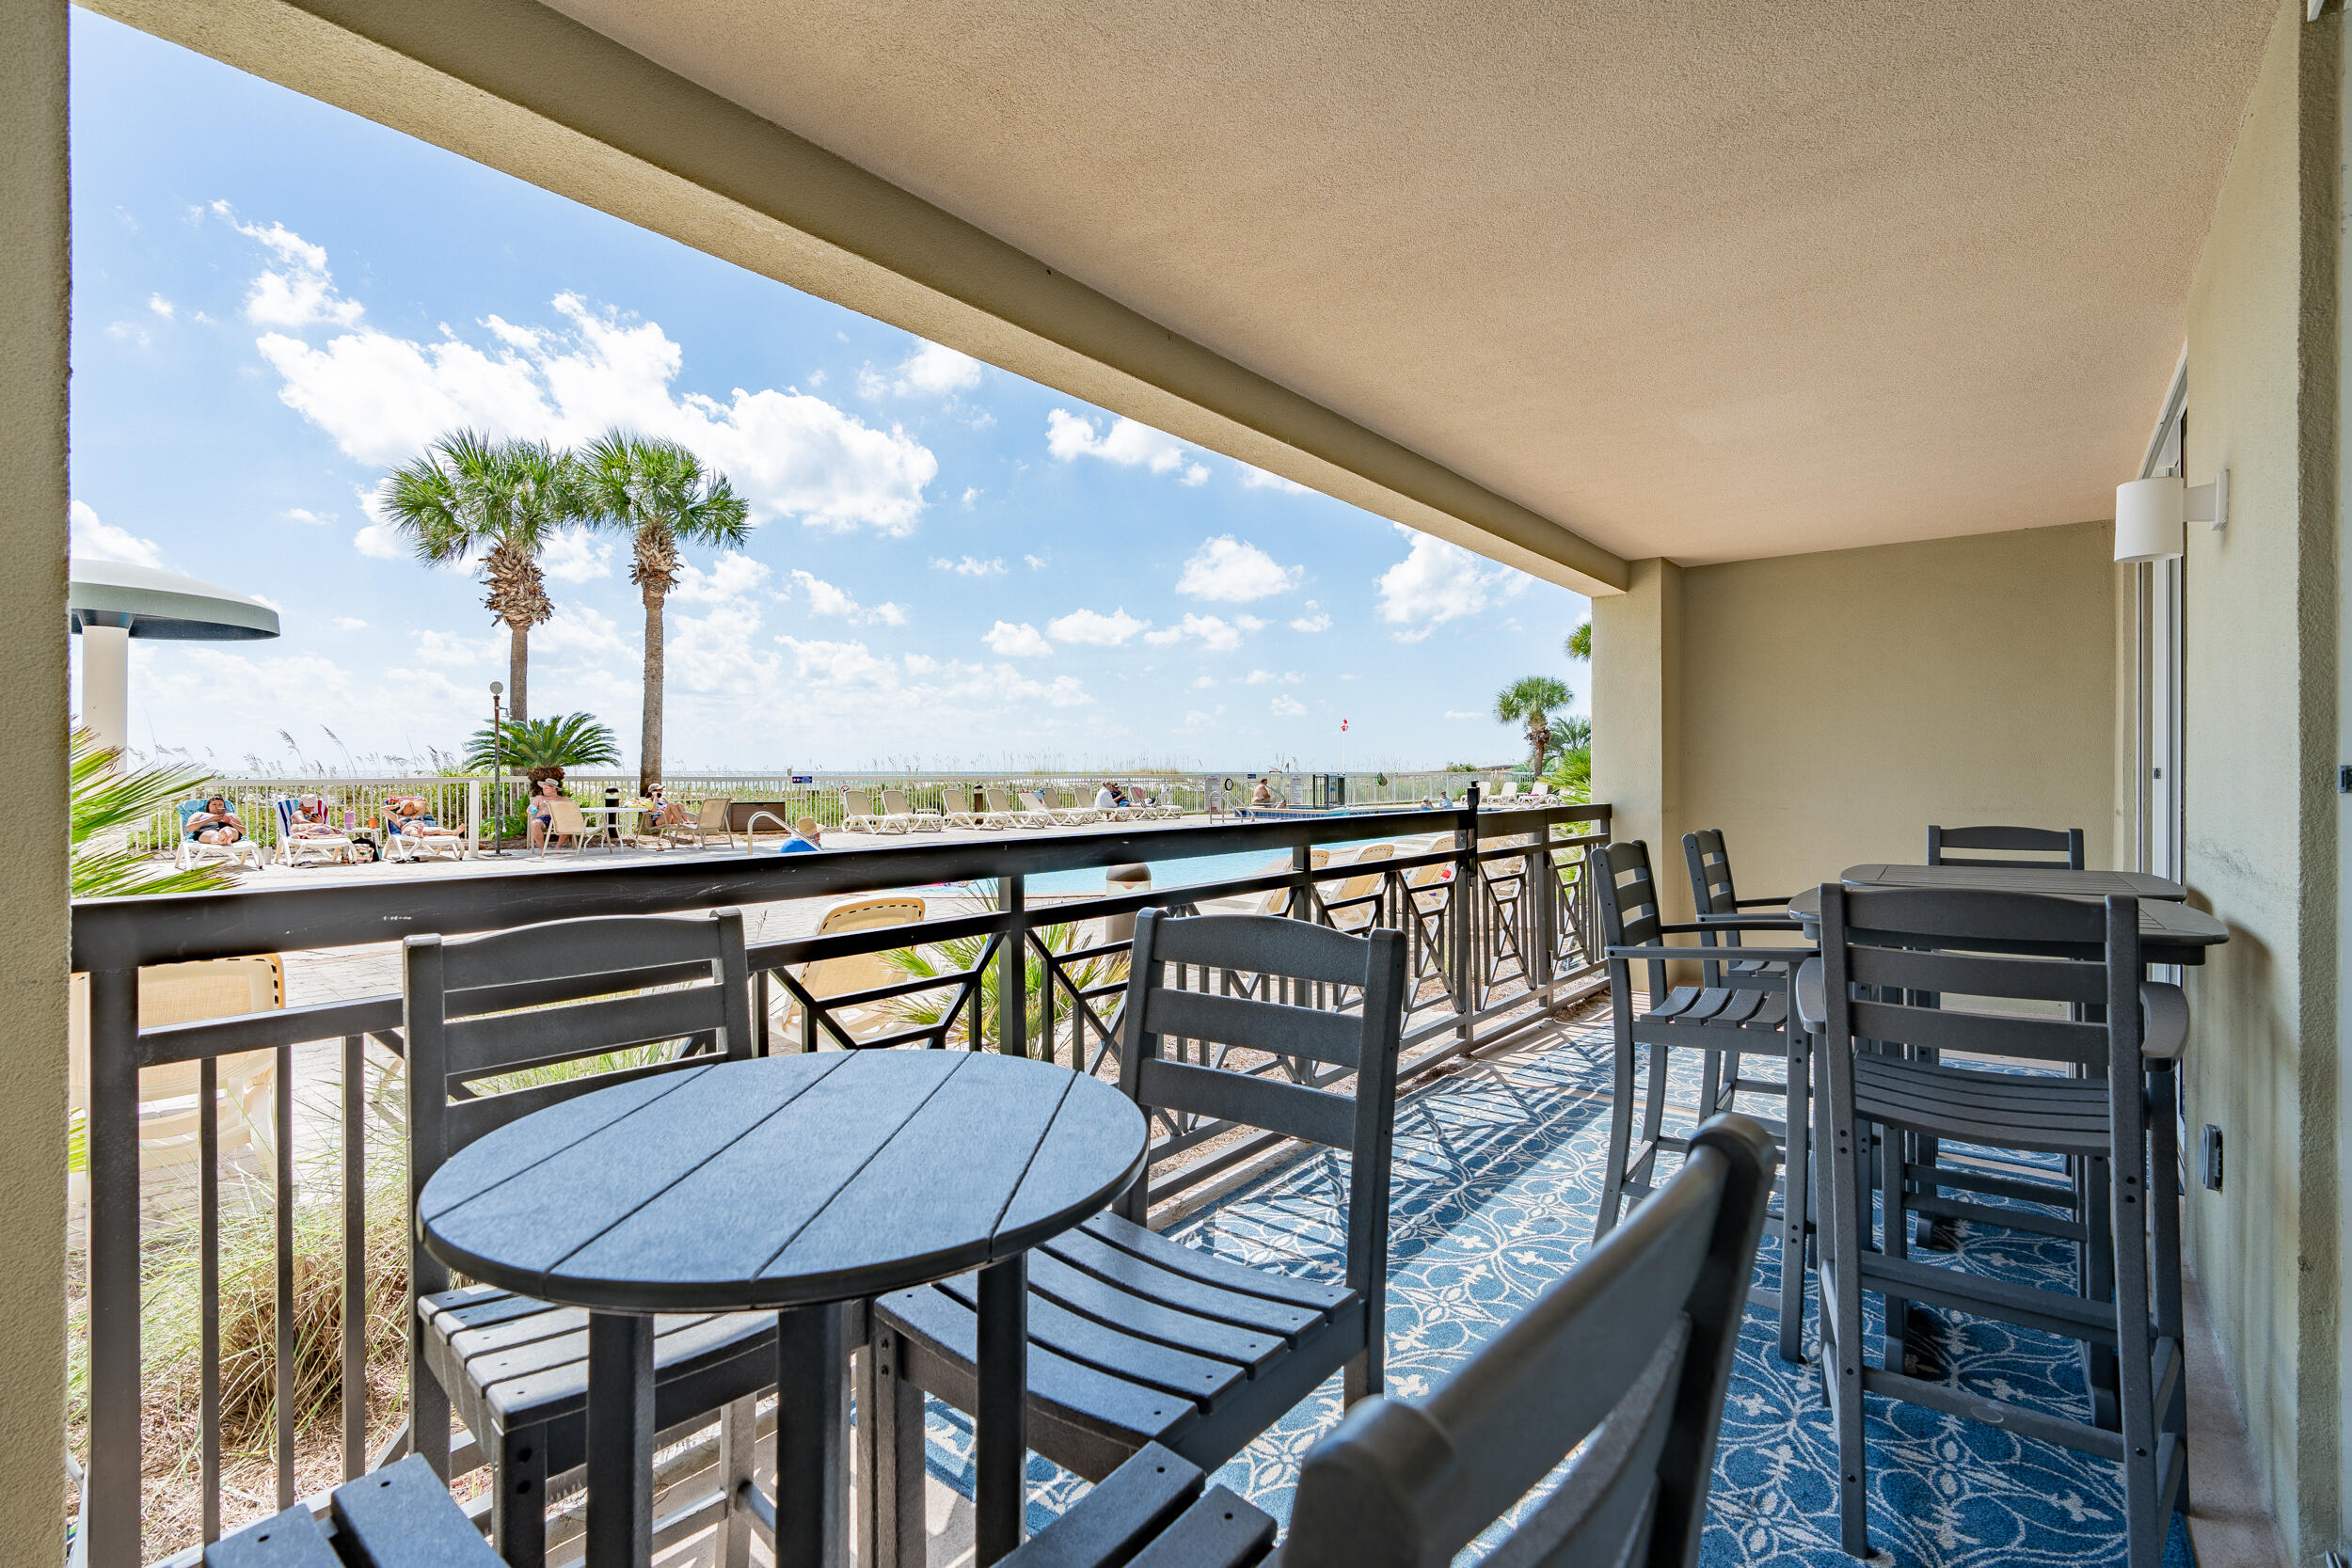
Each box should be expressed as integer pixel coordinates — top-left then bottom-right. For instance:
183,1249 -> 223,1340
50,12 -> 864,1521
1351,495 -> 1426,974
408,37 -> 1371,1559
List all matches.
987,787 -> 1039,829
841,789 -> 892,833
882,786 -> 944,832
663,797 -> 738,849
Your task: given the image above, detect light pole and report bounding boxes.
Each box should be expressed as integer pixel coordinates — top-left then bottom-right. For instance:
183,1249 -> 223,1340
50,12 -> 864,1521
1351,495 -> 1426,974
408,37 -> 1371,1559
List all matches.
488,681 -> 505,855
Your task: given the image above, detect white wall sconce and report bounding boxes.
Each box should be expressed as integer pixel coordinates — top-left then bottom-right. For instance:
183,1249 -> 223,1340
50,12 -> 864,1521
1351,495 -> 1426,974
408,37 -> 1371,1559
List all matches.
2114,470 -> 2227,563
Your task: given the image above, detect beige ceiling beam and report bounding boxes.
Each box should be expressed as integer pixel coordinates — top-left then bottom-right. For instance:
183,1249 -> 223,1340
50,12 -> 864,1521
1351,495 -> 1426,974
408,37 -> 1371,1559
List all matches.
88,0 -> 1628,594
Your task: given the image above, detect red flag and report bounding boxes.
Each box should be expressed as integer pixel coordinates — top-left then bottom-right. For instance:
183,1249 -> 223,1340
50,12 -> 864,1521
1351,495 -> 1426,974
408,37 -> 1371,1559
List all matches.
1341,719 -> 1349,731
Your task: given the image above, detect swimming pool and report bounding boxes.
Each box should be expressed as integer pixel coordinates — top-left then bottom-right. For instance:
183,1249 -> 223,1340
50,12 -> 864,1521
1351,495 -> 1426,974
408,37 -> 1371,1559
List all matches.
1015,831 -> 1431,895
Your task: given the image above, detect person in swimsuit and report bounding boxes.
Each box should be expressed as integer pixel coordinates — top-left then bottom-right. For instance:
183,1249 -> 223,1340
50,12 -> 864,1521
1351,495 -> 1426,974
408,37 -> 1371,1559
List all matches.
528,779 -> 564,848
188,797 -> 244,846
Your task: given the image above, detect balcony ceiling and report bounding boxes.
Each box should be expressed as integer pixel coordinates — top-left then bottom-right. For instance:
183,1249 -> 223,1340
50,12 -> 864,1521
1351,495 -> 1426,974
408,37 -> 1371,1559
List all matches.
535,0 -> 2271,565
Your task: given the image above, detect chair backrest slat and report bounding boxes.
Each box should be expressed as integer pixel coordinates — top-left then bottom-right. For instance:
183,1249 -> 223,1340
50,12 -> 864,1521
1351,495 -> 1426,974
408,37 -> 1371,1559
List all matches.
1279,1116 -> 1776,1568
1682,828 -> 1739,916
1140,910 -> 1380,990
436,913 -> 741,991
1927,823 -> 2086,870
1845,999 -> 2106,1065
1136,1057 -> 1357,1149
1141,987 -> 1362,1069
1845,944 -> 2106,1006
441,985 -> 729,1079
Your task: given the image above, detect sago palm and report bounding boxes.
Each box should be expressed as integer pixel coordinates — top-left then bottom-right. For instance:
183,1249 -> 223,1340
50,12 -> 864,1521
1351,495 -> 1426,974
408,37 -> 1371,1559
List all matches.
463,712 -> 622,786
1493,674 -> 1574,776
379,430 -> 585,722
580,431 -> 752,795
879,905 -> 1126,1062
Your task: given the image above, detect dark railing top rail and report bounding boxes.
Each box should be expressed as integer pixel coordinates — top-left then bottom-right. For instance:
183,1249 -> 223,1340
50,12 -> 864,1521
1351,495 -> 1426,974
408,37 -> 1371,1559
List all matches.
73,802 -> 1606,972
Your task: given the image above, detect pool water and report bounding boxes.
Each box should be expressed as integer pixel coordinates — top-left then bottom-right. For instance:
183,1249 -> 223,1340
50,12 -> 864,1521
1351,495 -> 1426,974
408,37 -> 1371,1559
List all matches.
1017,832 -> 1430,896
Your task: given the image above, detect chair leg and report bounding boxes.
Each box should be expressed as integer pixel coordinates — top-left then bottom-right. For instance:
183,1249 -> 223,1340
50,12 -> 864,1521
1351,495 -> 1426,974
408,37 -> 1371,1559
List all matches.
1629,1038 -> 1672,1192
493,1423 -> 548,1568
409,1348 -> 451,1479
2110,1157 -> 2167,1568
1822,1062 -> 1871,1558
2148,1064 -> 2190,1505
1779,1026 -> 1811,1363
2084,1154 -> 2121,1429
869,1329 -> 930,1568
1882,1117 -> 1911,1375
1595,1020 -> 1640,1241
718,1394 -> 756,1568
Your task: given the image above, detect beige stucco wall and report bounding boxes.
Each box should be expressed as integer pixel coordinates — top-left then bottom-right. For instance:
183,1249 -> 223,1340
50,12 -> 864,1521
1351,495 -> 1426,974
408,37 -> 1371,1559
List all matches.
2176,0 -> 2342,1551
0,0 -> 72,1557
1595,524 -> 2118,914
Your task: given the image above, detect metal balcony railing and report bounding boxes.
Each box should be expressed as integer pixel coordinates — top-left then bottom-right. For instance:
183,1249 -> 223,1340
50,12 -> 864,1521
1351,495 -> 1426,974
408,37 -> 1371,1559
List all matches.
68,795 -> 1607,1567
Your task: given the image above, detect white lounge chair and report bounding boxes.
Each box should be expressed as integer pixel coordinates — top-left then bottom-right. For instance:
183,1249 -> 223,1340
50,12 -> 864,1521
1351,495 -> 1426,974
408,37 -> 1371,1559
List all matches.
841,789 -> 891,833
983,788 -> 1032,829
270,796 -> 358,867
943,786 -> 997,830
1321,843 -> 1397,932
175,798 -> 263,873
771,895 -> 930,1049
1018,789 -> 1082,827
1053,789 -> 1104,825
383,796 -> 468,863
882,786 -> 944,832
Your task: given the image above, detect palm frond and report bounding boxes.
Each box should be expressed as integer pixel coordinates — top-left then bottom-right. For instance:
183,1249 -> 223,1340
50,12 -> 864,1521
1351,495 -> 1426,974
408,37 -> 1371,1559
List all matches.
70,730 -> 236,898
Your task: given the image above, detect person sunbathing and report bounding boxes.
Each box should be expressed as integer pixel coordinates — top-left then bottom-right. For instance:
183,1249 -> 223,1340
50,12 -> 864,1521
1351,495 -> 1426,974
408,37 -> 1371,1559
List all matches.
389,797 -> 461,837
189,797 -> 245,846
287,796 -> 342,837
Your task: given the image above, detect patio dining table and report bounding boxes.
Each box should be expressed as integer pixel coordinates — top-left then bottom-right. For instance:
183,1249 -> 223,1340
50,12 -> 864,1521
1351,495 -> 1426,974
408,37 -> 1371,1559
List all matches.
1786,863 -> 2225,963
417,1049 -> 1148,1568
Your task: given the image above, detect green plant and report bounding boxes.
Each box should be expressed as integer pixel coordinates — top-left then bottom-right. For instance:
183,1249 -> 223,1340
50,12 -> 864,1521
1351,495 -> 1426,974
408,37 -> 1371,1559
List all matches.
1493,674 -> 1575,777
463,712 -> 622,785
1566,621 -> 1591,660
378,430 -> 589,722
579,430 -> 751,795
878,891 -> 1126,1056
70,729 -> 236,897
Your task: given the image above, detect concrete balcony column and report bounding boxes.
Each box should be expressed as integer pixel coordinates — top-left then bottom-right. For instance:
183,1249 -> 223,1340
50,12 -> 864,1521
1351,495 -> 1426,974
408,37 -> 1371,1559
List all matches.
1590,557 -> 1692,927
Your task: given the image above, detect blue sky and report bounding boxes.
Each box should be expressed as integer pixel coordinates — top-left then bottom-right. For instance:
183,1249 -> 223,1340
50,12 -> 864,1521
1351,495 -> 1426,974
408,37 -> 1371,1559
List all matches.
66,10 -> 1587,777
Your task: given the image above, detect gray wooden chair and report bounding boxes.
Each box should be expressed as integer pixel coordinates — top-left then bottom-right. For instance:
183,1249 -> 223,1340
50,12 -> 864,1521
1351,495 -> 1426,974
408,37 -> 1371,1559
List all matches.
204,1455 -> 501,1567
402,911 -> 768,1568
1000,1113 -> 1778,1568
1799,885 -> 2187,1567
1926,823 -> 2086,869
873,910 -> 1408,1565
1594,840 -> 1813,1361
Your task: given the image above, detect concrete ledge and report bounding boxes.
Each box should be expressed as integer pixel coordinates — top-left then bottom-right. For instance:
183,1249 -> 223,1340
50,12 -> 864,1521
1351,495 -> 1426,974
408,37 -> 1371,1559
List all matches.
2182,1265 -> 2290,1566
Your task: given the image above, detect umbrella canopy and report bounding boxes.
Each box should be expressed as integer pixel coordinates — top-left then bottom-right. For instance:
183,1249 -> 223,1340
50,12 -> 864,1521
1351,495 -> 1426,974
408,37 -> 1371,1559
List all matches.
68,558 -> 280,759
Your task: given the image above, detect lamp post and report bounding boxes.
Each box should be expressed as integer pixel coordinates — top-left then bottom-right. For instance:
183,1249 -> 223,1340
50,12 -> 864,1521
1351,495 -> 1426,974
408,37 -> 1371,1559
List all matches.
488,681 -> 505,855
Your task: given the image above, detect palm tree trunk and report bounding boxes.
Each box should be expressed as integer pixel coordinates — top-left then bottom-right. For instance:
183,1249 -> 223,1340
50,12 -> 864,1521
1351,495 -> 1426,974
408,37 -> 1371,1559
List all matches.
508,623 -> 529,724
640,582 -> 666,796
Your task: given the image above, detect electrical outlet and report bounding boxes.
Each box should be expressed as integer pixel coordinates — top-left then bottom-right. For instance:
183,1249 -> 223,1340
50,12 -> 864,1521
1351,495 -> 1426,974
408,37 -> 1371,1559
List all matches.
2340,764 -> 2352,794
2201,1124 -> 2225,1192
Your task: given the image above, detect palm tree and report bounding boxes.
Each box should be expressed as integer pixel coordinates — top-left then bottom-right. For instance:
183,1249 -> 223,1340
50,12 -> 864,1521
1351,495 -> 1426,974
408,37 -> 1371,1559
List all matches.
378,431 -> 585,723
579,431 -> 751,795
71,729 -> 235,896
1494,674 -> 1574,775
463,712 -> 622,786
1566,621 -> 1592,660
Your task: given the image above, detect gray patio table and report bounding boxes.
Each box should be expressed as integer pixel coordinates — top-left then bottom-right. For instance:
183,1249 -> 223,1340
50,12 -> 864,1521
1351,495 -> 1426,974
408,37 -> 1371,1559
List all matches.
417,1048 -> 1149,1568
1787,863 -> 2224,963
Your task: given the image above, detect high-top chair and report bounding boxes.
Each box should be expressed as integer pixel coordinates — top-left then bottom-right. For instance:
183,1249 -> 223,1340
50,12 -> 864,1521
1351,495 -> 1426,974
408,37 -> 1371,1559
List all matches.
1799,885 -> 2187,1567
1593,840 -> 1813,1359
998,1113 -> 1779,1568
871,910 -> 1407,1566
402,911 -> 770,1568
1927,823 -> 2086,869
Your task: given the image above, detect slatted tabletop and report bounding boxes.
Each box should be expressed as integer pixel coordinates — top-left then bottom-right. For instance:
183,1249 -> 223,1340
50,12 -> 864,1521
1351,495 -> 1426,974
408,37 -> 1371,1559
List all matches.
1836,863 -> 2189,899
420,1049 -> 1148,1312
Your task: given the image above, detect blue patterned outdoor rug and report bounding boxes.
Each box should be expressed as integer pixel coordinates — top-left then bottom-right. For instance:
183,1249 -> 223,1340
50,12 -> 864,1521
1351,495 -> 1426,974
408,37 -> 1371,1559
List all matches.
924,1013 -> 2194,1566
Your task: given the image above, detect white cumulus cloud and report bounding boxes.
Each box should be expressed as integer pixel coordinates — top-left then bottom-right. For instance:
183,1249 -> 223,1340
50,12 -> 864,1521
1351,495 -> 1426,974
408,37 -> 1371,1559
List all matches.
982,621 -> 1054,657
1239,465 -> 1309,494
214,205 -> 365,328
1044,409 -> 1209,485
1375,527 -> 1525,641
540,528 -> 615,583
234,226 -> 939,535
147,293 -> 175,320
791,568 -> 907,626
931,555 -> 1006,577
1142,612 -> 1245,653
69,500 -> 164,568
674,552 -> 773,606
1176,535 -> 1303,602
875,341 -> 983,397
1047,607 -> 1149,646
1269,695 -> 1308,717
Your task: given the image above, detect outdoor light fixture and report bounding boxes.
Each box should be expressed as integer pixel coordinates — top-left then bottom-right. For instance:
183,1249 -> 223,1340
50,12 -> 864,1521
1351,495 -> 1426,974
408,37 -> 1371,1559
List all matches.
2114,470 -> 2227,563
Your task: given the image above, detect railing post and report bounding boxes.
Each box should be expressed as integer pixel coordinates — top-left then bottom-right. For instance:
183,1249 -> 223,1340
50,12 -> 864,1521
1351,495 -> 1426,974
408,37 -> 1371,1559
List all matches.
1453,787 -> 1478,1044
1533,816 -> 1555,992
998,875 -> 1026,1058
468,778 -> 482,857
87,965 -> 140,1568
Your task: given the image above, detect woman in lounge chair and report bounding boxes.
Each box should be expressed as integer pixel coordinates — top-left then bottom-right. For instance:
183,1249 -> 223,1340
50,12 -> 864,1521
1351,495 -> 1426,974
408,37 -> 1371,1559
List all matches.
187,797 -> 245,847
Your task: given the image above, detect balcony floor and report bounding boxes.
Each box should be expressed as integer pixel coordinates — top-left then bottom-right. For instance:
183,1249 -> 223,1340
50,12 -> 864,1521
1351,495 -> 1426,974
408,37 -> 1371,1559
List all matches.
916,1005 -> 2196,1568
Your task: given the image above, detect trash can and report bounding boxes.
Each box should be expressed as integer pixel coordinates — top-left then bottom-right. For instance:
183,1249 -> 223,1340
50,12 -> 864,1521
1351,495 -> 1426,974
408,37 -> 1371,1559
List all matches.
1104,863 -> 1152,945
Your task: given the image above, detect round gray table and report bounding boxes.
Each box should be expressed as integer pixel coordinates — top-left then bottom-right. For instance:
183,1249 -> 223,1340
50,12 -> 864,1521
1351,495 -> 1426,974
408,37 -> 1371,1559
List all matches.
419,1049 -> 1148,1568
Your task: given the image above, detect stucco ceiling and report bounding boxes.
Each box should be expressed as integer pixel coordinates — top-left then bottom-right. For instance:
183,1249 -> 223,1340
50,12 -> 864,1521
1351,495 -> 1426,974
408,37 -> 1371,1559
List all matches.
541,0 -> 2273,565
